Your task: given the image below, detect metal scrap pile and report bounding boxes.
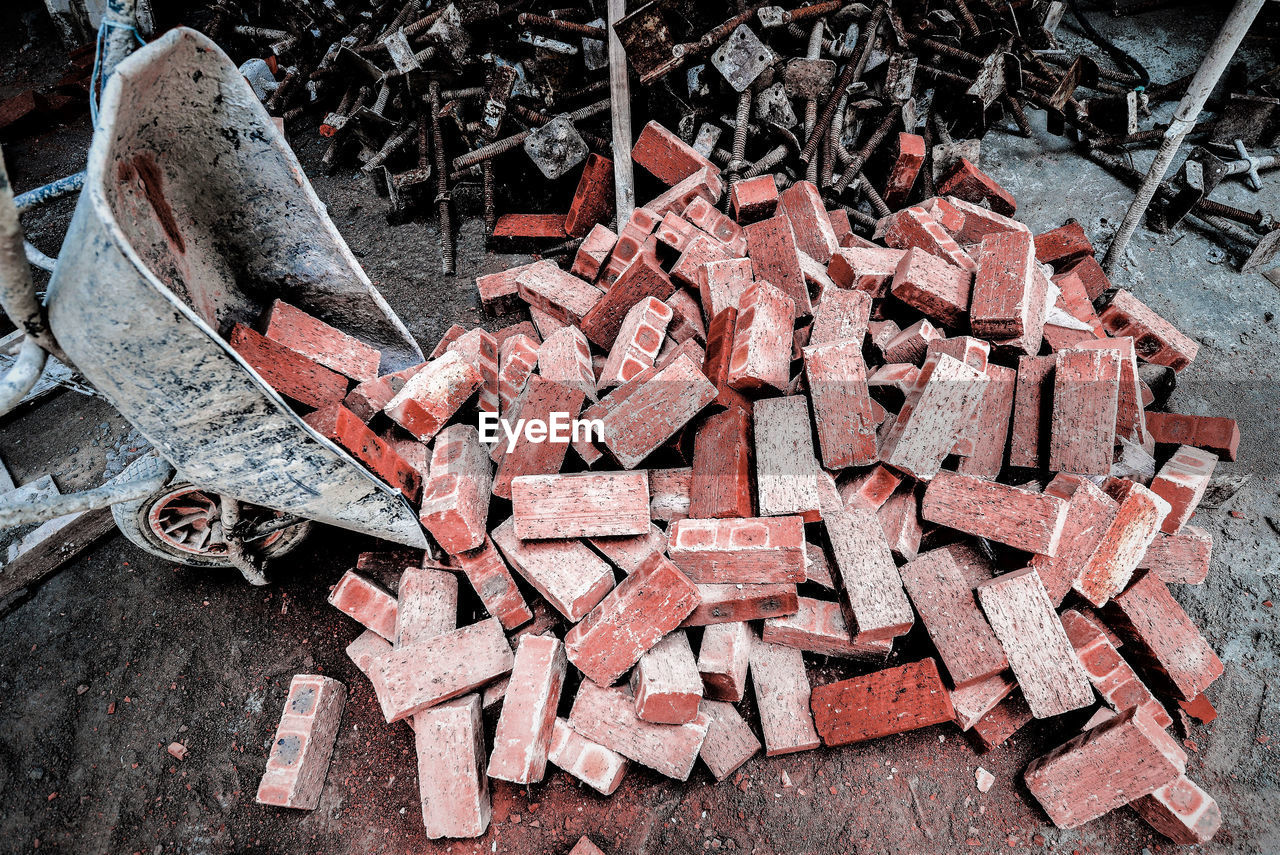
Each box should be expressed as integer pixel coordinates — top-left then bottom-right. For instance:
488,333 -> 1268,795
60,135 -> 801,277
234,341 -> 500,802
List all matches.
203,0 -> 1279,277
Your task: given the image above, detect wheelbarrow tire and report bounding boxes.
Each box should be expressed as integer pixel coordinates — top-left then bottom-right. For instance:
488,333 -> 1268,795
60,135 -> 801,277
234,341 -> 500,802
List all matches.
112,478 -> 311,569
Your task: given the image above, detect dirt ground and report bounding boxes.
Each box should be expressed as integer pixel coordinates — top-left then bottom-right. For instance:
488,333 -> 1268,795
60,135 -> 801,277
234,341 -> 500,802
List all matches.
1,2 -> 1278,854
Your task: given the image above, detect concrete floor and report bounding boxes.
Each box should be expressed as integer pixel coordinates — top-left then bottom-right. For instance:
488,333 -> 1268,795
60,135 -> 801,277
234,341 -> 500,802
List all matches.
0,3 -> 1277,854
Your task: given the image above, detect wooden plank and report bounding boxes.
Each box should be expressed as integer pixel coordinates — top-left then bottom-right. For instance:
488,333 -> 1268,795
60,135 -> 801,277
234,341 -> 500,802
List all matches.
606,0 -> 636,224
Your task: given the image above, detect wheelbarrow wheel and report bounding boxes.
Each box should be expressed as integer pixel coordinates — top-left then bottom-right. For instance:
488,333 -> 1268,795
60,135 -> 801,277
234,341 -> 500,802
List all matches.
112,471 -> 311,569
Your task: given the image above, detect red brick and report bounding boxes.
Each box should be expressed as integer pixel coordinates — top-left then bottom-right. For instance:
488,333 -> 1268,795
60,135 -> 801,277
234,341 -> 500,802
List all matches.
890,248 -> 972,327
809,289 -> 872,348
344,364 -> 424,423
839,465 -> 902,511
968,691 -> 1032,751
329,570 -> 397,641
779,180 -> 839,263
548,717 -> 629,795
516,260 -> 603,326
938,158 -> 1016,215
882,318 -> 943,364
1075,479 -> 1171,606
597,297 -> 673,389
900,550 -> 1008,687
588,523 -> 666,574
491,517 -> 614,621
762,596 -> 893,661
745,215 -> 810,317
492,376 -> 585,498
303,404 -> 421,502
1177,693 -> 1217,723
447,328 -> 498,418
725,281 -> 794,392
383,352 -> 482,441
633,120 -> 719,186
414,694 -> 490,838
1131,774 -> 1222,845
731,174 -> 779,222
580,256 -> 676,349
1029,475 -> 1119,605
598,354 -> 717,469
753,396 -> 822,522
395,566 -> 459,648
1149,445 -> 1217,534
749,631 -> 821,755
665,288 -> 706,344
416,424 -> 490,553
1074,336 -> 1148,445
802,339 -> 877,467
230,323 -> 348,410
657,337 -> 706,372
486,635 -> 567,784
826,208 -> 854,245
938,540 -> 999,590
648,466 -> 692,522
672,234 -> 734,289
811,659 -> 955,747
1009,354 -> 1055,468
684,195 -> 748,255
536,325 -> 597,404
1024,706 -> 1186,828
883,132 -> 926,208
698,700 -> 762,781
1048,347 -> 1122,475
630,630 -> 702,724
654,212 -> 707,255
529,306 -> 566,339
955,363 -> 1015,478
511,471 -> 649,540
682,583 -> 799,626
571,224 -> 618,281
496,334 -> 540,417
1043,269 -> 1107,351
256,674 -> 346,809
876,483 -> 922,561
1034,221 -> 1093,267
265,301 -> 379,382
977,568 -> 1094,717
876,206 -> 976,273
923,470 -> 1069,556
1099,290 -> 1199,372
697,621 -> 751,702
569,837 -> 607,855
1138,525 -> 1212,584
881,353 -> 990,480
1061,609 -> 1171,728
565,153 -> 614,237
951,671 -> 1017,731
689,405 -> 753,520
866,363 -> 919,410
1056,255 -> 1109,304
1101,571 -> 1224,700
1145,412 -> 1239,461
493,213 -> 568,240
702,307 -> 751,412
970,229 -> 1036,344
644,167 -> 724,218
346,629 -> 393,677
369,618 -> 514,722
450,538 -> 530,631
697,258 -> 753,321
828,246 -> 905,296
824,506 -> 914,642
475,262 -> 538,315
920,332 -> 989,372
667,516 -> 804,583
935,195 -> 1027,244
433,325 -> 470,360
564,552 -> 699,685
567,680 -> 709,780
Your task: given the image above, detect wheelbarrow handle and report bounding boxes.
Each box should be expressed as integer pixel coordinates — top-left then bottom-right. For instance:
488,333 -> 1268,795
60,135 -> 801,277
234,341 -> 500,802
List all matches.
0,454 -> 174,530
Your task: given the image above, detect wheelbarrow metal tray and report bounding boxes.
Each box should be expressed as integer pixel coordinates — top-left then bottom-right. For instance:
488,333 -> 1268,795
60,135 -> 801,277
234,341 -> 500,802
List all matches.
45,28 -> 428,549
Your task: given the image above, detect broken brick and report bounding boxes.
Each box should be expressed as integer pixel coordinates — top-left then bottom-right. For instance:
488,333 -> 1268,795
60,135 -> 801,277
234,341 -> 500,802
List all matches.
565,153 -> 615,237
598,296 -> 673,389
698,257 -> 754,320
698,699 -> 762,781
938,158 -> 1016,215
548,717 -> 629,795
329,570 -> 398,642
304,404 -> 422,502
955,363 -> 1016,479
536,326 -> 597,404
588,523 -> 667,574
883,132 -> 926,208
1138,525 -> 1212,584
828,246 -> 906,296
882,318 -> 943,365
648,467 -> 692,522
571,224 -> 619,281
630,630 -> 702,724
454,537 -> 533,631
1149,446 -> 1217,534
497,334 -> 539,416
969,691 -> 1033,752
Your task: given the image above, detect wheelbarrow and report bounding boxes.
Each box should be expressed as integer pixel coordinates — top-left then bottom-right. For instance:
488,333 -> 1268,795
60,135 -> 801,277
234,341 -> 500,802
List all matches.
0,26 -> 432,582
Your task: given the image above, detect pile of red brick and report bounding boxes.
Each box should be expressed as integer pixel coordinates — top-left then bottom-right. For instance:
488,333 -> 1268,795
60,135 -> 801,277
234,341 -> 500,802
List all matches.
244,121 -> 1236,846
